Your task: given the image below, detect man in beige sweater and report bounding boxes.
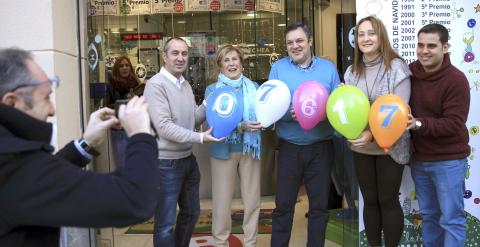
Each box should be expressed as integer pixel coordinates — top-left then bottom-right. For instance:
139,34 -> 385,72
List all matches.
144,37 -> 222,247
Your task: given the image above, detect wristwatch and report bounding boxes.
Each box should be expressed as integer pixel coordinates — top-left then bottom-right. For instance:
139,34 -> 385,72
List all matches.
78,138 -> 100,156
414,119 -> 422,130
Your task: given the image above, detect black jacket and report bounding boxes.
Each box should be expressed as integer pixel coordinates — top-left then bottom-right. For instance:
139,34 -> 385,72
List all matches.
0,104 -> 159,246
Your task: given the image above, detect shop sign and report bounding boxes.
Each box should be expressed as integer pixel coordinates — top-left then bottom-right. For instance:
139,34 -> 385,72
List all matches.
88,0 -> 118,16
223,0 -> 244,11
257,0 -> 284,14
152,0 -> 184,13
120,0 -> 151,15
173,1 -> 184,12
121,32 -> 163,41
210,0 -> 221,12
244,0 -> 254,11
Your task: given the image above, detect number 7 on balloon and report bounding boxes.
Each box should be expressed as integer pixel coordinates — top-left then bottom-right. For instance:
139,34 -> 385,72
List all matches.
380,105 -> 399,128
258,84 -> 277,103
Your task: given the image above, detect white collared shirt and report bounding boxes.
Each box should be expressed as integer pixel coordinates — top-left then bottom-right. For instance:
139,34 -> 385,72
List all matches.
160,67 -> 185,89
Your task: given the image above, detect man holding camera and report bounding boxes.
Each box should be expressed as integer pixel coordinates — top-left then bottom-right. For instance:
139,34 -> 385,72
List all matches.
0,48 -> 160,246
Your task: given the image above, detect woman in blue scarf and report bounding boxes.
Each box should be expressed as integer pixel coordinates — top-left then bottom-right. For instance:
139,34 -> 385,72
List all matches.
205,45 -> 262,247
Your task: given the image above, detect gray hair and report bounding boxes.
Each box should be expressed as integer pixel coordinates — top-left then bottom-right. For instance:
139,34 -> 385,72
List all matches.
163,37 -> 188,53
0,48 -> 34,99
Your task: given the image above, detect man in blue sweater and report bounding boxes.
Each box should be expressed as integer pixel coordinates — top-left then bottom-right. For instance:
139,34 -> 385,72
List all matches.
269,23 -> 340,247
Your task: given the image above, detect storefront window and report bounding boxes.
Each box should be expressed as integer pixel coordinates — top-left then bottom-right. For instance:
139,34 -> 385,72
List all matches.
86,0 -> 363,246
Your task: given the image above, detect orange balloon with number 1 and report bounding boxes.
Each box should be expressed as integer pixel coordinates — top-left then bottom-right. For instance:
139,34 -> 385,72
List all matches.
369,94 -> 409,153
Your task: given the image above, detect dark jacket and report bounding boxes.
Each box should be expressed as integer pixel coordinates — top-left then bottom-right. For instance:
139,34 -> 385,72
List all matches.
0,104 -> 158,246
409,54 -> 470,161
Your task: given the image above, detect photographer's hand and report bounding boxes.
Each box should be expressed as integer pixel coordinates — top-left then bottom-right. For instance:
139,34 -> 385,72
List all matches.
118,96 -> 151,137
83,107 -> 119,147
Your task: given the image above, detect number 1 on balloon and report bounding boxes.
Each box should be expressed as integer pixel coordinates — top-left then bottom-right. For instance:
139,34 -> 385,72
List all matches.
332,99 -> 348,124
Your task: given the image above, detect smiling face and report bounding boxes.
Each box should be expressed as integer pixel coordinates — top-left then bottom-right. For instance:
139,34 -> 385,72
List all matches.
286,27 -> 312,67
220,50 -> 243,80
163,39 -> 189,78
357,20 -> 380,60
416,32 -> 449,72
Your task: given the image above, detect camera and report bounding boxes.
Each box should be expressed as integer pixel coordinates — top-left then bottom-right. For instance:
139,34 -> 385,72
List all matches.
114,99 -> 129,118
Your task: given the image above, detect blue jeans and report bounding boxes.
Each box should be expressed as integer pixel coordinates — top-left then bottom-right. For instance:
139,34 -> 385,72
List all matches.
271,140 -> 334,247
411,159 -> 467,247
153,155 -> 200,247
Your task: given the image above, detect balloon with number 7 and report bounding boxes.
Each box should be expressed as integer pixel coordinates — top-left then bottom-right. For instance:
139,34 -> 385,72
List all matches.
326,84 -> 370,139
369,94 -> 409,153
254,79 -> 291,128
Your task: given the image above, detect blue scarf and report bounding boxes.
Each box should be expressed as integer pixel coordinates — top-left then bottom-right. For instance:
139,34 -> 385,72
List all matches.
216,73 -> 261,159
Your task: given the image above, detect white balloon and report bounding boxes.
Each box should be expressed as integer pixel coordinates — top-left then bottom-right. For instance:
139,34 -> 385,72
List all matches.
255,79 -> 291,128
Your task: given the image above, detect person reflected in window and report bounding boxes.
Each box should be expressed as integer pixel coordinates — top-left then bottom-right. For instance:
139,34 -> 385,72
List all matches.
344,16 -> 411,247
205,45 -> 262,247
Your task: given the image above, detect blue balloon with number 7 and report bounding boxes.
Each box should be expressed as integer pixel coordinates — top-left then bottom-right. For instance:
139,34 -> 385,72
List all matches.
206,86 -> 244,138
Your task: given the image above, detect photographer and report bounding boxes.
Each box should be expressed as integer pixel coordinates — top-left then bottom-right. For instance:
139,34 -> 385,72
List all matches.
0,48 -> 158,247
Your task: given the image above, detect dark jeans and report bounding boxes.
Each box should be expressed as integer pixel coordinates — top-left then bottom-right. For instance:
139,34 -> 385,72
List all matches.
110,129 -> 128,169
153,154 -> 200,247
353,152 -> 404,247
271,140 -> 334,247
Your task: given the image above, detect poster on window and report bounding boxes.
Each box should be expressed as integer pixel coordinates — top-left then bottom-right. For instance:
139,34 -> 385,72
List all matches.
256,0 -> 284,14
88,0 -> 118,16
356,0 -> 480,246
119,0 -> 151,15
223,0 -> 244,11
185,0 -> 210,12
152,0 -> 185,13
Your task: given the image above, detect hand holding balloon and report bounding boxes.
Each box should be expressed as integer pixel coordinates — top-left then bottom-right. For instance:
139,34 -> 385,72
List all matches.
240,121 -> 262,132
290,107 -> 297,121
348,130 -> 373,147
406,114 -> 416,130
202,127 -> 225,143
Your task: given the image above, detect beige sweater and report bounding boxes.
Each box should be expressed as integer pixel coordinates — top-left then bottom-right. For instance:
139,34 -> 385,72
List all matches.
144,72 -> 205,159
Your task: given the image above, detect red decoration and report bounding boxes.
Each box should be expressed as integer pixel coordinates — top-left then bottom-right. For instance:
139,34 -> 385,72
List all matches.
244,0 -> 254,11
210,0 -> 221,11
174,1 -> 184,13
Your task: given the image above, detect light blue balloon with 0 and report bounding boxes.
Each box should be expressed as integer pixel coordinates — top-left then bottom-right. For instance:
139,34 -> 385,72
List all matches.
206,86 -> 244,138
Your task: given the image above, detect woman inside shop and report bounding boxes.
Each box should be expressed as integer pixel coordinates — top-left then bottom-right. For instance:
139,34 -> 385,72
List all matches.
344,16 -> 411,247
205,45 -> 262,247
108,56 -> 143,107
108,56 -> 143,169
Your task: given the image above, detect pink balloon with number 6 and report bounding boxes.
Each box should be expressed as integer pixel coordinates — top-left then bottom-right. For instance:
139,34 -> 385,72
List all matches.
293,81 -> 329,131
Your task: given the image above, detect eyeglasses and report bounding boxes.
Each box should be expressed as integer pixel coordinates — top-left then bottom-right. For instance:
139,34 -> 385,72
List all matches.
10,76 -> 60,92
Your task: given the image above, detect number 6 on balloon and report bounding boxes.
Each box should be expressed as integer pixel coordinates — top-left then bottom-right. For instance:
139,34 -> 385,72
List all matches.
293,81 -> 329,131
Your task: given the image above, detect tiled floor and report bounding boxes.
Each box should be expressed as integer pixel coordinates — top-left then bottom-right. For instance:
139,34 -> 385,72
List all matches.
98,193 -> 343,247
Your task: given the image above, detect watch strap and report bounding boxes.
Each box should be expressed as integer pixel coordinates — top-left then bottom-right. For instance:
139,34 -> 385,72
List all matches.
78,138 -> 100,156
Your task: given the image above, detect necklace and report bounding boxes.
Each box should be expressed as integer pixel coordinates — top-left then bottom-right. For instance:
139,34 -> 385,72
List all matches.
364,62 -> 382,102
355,54 -> 383,102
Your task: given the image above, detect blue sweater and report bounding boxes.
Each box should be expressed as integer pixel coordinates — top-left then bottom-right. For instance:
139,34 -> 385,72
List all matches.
205,81 -> 259,160
269,56 -> 340,145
